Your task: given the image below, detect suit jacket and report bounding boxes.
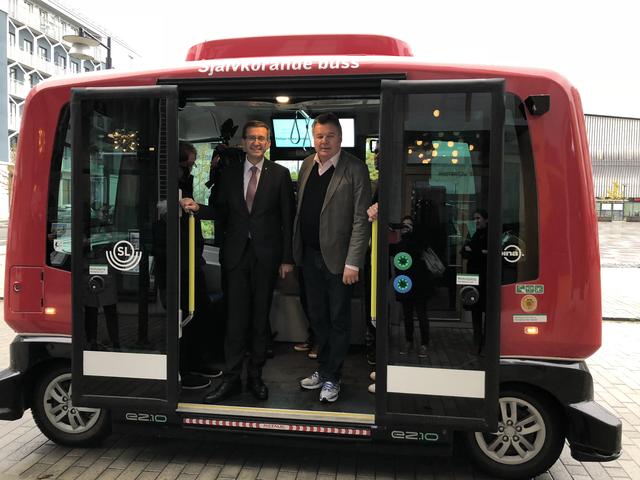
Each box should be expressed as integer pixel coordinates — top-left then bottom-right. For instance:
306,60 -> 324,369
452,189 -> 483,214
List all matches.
201,159 -> 295,272
293,150 -> 371,275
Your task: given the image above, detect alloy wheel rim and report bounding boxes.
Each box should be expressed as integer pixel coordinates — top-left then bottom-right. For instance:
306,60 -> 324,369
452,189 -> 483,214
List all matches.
474,396 -> 547,465
43,372 -> 101,434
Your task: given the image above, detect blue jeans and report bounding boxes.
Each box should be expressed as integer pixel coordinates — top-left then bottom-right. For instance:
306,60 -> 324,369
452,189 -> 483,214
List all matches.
302,249 -> 353,383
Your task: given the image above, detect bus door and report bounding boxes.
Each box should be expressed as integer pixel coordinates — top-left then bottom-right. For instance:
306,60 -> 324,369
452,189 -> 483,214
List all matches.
71,86 -> 180,410
376,79 -> 504,432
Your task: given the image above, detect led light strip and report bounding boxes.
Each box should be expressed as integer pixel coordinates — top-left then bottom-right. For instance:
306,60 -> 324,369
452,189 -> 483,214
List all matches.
183,418 -> 371,437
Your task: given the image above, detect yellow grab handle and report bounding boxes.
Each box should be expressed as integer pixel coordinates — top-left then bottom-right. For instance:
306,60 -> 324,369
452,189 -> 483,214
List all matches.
188,212 -> 195,315
370,219 -> 378,322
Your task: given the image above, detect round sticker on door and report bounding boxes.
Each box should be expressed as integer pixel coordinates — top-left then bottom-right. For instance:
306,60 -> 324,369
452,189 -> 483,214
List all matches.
106,240 -> 142,272
521,294 -> 538,312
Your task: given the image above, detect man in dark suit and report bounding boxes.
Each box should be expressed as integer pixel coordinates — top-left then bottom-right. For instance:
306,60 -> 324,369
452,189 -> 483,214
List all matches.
294,113 -> 371,403
180,120 -> 295,402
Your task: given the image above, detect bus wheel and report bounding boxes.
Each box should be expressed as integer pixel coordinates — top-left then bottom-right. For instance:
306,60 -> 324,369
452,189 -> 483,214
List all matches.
465,387 -> 565,480
31,363 -> 111,446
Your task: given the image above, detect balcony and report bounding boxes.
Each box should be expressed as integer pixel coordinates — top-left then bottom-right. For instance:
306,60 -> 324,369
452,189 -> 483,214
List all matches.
8,115 -> 21,132
9,6 -> 41,30
8,79 -> 31,99
7,44 -> 34,67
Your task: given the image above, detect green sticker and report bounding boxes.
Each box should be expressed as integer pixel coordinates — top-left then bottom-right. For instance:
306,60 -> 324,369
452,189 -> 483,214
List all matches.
394,252 -> 412,270
515,284 -> 544,294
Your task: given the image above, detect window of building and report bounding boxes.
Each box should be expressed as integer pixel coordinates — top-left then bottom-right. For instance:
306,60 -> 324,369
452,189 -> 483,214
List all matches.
9,32 -> 16,47
70,62 -> 79,73
22,38 -> 33,54
56,55 -> 66,68
9,67 -> 17,80
38,45 -> 48,60
30,75 -> 39,87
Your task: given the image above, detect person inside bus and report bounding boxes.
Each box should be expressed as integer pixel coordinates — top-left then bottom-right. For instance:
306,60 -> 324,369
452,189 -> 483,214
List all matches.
295,113 -> 371,403
391,215 -> 431,357
176,142 -> 222,389
181,120 -> 295,403
461,208 -> 489,354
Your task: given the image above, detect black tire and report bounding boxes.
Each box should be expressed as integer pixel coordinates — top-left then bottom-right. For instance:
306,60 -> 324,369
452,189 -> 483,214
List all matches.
31,363 -> 111,447
464,386 -> 565,480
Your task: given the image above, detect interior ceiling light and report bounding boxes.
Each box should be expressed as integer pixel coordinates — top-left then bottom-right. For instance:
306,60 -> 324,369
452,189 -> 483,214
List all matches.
276,96 -> 290,104
433,109 -> 440,118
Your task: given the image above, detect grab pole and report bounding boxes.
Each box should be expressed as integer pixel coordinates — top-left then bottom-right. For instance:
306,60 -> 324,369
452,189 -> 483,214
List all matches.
370,219 -> 378,324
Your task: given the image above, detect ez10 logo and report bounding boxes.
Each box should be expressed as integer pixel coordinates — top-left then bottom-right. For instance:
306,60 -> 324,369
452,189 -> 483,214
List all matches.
106,240 -> 142,272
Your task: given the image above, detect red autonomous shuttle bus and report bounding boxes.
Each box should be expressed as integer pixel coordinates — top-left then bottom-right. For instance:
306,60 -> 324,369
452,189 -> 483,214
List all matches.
0,35 -> 621,479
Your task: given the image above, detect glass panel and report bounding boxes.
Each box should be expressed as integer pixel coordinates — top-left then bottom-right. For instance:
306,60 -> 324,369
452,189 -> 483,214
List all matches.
386,91 -> 494,418
501,94 -> 538,284
78,97 -> 167,398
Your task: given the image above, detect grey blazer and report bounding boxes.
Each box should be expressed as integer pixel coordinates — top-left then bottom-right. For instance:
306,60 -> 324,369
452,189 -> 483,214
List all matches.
293,150 -> 372,275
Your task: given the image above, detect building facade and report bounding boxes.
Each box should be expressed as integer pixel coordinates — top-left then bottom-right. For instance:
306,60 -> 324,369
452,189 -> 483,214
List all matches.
586,114 -> 640,220
0,0 -> 139,219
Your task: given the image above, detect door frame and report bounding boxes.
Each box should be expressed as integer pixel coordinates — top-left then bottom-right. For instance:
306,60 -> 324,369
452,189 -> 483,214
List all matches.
70,85 -> 180,410
375,78 -> 505,431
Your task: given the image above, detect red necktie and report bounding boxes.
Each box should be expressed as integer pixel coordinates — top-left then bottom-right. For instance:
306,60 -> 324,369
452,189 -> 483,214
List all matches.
245,166 -> 258,212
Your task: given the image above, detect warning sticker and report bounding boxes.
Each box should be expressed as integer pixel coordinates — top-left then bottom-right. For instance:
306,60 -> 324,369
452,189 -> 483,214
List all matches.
89,265 -> 108,275
513,314 -> 547,323
457,274 -> 480,286
515,284 -> 544,295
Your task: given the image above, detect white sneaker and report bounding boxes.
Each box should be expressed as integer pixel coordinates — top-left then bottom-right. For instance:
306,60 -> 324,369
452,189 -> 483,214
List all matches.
368,383 -> 376,394
300,371 -> 323,390
319,381 -> 340,403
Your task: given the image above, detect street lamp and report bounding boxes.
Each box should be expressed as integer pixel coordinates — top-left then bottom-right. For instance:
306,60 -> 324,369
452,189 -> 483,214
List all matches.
63,28 -> 112,69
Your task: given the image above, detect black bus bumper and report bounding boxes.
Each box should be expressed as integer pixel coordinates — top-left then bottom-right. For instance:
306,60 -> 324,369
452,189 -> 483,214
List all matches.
500,358 -> 622,463
566,400 -> 622,462
0,367 -> 26,420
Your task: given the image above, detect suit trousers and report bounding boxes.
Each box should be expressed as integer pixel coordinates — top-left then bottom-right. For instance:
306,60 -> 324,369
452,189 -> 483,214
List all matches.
302,248 -> 353,383
224,240 -> 276,381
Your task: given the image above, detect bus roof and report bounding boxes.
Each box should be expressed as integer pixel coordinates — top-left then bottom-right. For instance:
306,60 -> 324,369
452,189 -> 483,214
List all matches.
29,35 -> 575,94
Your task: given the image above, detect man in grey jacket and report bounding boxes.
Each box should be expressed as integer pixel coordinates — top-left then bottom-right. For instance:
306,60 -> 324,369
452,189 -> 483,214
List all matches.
293,112 -> 371,403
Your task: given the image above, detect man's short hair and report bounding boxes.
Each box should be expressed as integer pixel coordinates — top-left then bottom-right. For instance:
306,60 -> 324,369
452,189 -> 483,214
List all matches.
312,112 -> 342,136
179,141 -> 196,164
242,120 -> 271,139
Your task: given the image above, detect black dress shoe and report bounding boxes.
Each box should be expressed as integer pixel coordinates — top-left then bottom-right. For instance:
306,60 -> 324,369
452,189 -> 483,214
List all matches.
203,380 -> 241,403
248,378 -> 268,400
190,364 -> 223,378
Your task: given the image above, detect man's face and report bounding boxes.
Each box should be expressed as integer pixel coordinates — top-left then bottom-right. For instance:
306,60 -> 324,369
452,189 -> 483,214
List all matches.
242,127 -> 271,162
313,122 -> 342,163
474,213 -> 487,229
179,152 -> 196,176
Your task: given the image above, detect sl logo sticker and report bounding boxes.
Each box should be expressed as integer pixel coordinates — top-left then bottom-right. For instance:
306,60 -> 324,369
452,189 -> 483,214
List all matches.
106,240 -> 142,272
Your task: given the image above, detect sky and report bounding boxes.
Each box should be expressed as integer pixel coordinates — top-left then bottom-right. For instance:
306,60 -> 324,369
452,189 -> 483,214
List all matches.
62,0 -> 639,118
